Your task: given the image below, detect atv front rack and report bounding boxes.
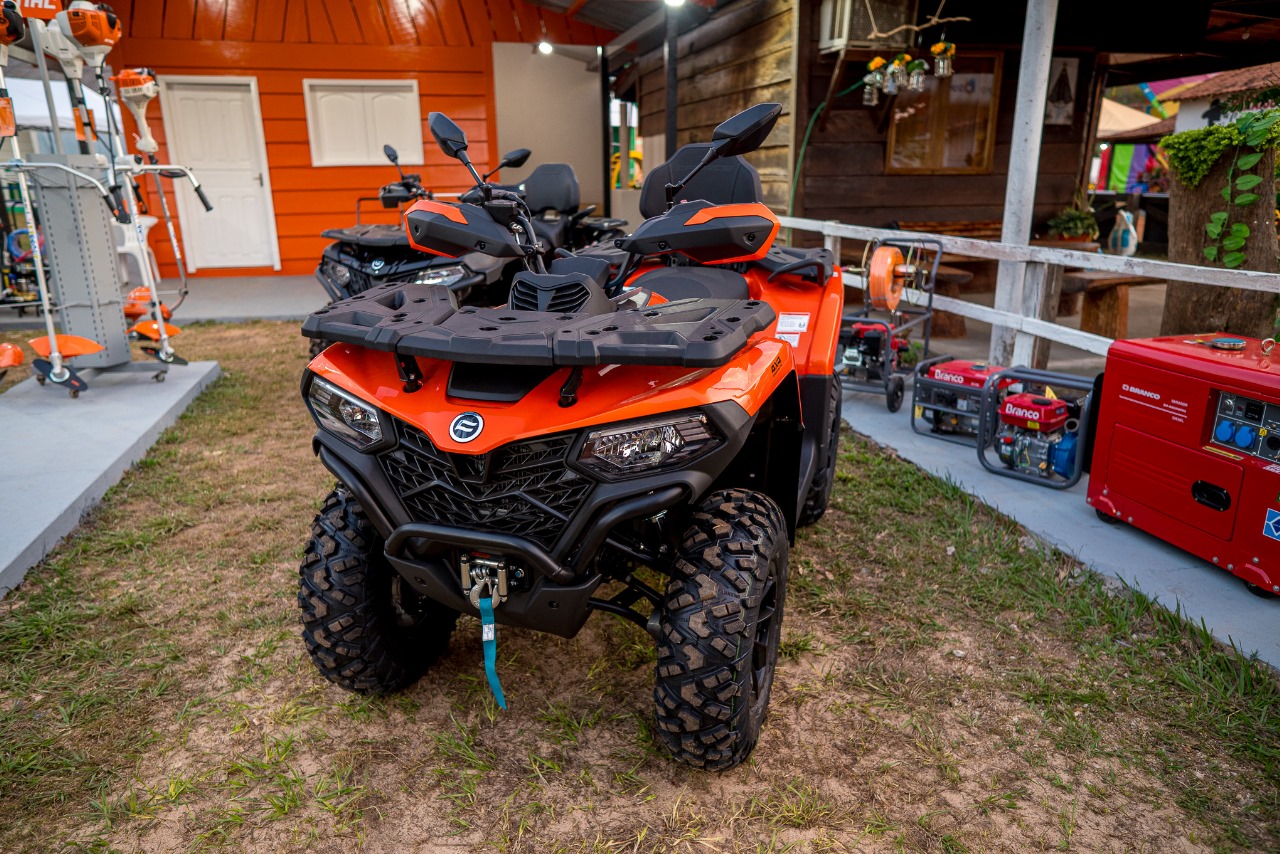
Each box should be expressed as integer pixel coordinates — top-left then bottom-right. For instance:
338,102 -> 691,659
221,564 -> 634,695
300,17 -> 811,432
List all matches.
302,281 -> 777,368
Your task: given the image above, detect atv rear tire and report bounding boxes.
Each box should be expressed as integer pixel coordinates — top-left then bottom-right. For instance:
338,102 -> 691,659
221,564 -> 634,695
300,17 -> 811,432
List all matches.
299,488 -> 458,693
798,373 -> 842,527
654,489 -> 788,770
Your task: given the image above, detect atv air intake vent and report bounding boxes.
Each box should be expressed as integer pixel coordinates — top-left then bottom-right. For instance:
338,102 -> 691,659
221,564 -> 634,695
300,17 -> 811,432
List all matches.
508,271 -> 612,315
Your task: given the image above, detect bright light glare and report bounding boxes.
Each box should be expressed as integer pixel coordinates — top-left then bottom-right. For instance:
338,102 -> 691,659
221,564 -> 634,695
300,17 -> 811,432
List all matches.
537,41 -> 553,54
665,0 -> 686,6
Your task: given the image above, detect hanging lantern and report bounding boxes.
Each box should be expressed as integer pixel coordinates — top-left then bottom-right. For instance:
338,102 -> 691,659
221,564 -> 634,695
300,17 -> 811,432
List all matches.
931,42 -> 956,78
907,59 -> 928,92
862,77 -> 881,106
864,58 -> 887,105
887,54 -> 910,91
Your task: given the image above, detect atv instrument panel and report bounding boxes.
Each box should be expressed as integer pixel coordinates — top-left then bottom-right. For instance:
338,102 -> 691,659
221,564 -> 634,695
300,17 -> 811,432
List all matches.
302,282 -> 777,368
615,200 -> 780,264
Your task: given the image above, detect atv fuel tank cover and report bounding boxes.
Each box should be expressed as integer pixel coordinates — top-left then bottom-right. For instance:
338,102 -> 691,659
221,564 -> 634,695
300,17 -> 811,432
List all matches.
301,282 -> 777,369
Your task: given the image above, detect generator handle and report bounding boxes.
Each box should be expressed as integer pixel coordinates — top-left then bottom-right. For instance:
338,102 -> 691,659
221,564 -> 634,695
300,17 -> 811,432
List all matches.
976,366 -> 1097,490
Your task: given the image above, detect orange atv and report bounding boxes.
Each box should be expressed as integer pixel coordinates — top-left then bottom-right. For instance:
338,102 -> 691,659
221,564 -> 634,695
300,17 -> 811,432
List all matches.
298,104 -> 844,770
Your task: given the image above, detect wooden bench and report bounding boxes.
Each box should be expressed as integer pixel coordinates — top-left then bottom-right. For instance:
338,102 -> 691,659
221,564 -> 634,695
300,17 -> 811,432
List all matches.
1059,271 -> 1164,339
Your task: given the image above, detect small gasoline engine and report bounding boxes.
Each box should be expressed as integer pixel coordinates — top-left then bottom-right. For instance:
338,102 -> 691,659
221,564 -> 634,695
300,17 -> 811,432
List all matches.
841,322 -> 910,381
911,356 -> 1009,441
994,392 -> 1080,478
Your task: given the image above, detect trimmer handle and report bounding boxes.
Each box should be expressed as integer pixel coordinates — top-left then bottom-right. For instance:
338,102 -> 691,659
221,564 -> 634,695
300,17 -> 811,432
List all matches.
109,187 -> 131,224
193,184 -> 213,212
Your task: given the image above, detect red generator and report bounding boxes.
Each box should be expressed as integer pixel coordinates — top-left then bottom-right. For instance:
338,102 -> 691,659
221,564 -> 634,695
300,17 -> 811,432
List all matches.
911,356 -> 1010,443
1088,334 -> 1280,596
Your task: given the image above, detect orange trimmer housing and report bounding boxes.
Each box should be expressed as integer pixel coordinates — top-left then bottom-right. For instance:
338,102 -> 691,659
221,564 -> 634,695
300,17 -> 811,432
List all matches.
63,4 -> 121,50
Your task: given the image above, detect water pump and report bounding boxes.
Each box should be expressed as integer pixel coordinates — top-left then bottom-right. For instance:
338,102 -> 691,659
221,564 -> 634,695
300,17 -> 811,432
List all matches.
995,392 -> 1079,479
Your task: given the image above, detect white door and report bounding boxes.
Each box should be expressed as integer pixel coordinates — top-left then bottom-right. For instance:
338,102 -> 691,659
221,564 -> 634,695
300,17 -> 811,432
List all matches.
159,77 -> 279,270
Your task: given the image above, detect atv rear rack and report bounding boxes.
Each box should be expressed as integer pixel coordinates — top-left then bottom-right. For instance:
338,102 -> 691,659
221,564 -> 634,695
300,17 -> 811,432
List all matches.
302,281 -> 777,368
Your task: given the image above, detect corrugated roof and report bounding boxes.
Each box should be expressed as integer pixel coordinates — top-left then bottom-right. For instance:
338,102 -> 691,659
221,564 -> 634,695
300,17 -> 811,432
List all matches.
1172,61 -> 1280,100
524,0 -> 655,34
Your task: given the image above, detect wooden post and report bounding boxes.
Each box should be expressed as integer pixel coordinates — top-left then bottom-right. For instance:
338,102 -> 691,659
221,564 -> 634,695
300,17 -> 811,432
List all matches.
1015,261 -> 1064,368
990,0 -> 1059,366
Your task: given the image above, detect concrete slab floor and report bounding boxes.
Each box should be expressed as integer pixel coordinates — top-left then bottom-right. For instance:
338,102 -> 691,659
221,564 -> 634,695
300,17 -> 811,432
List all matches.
0,275 -> 324,331
0,360 -> 221,595
839,388 -> 1279,670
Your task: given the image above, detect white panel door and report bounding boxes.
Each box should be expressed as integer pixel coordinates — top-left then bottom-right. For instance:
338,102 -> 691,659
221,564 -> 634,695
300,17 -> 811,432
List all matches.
161,78 -> 278,270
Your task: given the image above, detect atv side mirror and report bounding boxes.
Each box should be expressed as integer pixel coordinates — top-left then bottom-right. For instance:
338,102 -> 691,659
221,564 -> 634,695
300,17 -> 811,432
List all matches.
429,112 -> 469,160
710,102 -> 783,158
383,144 -> 399,164
502,148 -> 531,169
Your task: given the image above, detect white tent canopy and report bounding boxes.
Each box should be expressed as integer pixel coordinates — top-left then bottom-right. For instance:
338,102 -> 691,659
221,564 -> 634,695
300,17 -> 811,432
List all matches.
1097,97 -> 1161,136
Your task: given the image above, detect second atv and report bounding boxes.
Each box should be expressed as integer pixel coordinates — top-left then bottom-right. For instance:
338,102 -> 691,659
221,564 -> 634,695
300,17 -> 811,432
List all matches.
298,103 -> 844,770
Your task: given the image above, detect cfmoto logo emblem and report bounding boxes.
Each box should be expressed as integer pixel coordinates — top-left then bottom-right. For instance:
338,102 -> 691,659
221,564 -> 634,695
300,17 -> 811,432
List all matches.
449,412 -> 484,443
370,258 -> 385,271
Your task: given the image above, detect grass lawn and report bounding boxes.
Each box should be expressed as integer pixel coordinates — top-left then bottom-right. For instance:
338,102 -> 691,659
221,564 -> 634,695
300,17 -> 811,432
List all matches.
0,321 -> 1276,852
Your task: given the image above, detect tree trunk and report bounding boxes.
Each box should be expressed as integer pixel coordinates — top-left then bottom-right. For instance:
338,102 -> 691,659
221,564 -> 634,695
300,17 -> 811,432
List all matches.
1160,148 -> 1278,338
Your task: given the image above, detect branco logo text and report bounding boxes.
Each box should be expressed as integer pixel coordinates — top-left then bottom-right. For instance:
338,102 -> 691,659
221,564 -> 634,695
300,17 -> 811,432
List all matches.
1122,384 -> 1160,400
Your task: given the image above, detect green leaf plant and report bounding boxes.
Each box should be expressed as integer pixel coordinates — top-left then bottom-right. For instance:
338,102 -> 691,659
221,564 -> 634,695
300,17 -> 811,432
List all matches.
1161,108 -> 1280,270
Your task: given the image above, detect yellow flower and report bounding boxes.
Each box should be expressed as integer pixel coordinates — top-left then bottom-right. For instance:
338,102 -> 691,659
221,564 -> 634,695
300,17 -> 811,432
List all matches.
867,56 -> 886,71
930,41 -> 955,57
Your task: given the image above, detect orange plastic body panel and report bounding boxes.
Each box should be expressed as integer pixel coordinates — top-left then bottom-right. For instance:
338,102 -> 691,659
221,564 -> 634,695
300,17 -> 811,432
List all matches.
66,7 -> 121,47
867,245 -> 905,311
129,320 -> 181,341
29,334 -> 104,358
0,342 -> 23,368
110,68 -> 154,89
309,338 -> 796,456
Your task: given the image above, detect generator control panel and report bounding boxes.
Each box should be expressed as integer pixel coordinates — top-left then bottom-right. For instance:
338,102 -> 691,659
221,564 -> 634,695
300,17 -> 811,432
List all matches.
1212,392 -> 1280,462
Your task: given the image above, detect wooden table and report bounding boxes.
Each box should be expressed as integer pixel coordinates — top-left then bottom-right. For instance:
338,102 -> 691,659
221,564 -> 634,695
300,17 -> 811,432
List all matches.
1059,270 -> 1164,339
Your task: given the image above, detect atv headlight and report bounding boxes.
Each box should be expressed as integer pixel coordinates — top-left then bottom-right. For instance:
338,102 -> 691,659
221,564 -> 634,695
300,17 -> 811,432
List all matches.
415,265 -> 466,287
307,375 -> 385,450
321,258 -> 351,286
578,414 -> 720,478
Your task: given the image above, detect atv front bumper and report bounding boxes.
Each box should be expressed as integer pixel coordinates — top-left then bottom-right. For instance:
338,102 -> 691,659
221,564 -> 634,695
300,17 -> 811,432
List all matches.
310,399 -> 754,638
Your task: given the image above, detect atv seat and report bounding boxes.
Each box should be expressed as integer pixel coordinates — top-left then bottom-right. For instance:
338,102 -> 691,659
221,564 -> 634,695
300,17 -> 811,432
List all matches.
635,266 -> 751,302
640,143 -> 764,219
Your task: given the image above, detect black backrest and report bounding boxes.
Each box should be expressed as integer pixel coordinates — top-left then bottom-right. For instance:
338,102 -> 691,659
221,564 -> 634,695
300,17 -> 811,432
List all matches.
522,163 -> 580,214
639,143 -> 764,220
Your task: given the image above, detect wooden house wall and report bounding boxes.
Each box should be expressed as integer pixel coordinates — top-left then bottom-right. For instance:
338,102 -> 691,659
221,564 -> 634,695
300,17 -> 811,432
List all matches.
636,0 -> 795,211
793,5 -> 1100,233
110,0 -> 610,277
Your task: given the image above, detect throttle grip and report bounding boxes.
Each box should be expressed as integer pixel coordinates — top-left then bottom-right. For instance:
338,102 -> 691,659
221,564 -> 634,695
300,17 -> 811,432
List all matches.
194,184 -> 214,212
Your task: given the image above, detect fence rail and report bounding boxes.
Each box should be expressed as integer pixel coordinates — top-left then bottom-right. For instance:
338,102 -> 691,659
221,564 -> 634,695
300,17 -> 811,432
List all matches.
779,215 -> 1280,360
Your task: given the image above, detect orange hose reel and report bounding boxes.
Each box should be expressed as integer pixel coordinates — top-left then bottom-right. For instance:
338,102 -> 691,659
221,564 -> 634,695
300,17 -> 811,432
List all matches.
866,245 -> 918,312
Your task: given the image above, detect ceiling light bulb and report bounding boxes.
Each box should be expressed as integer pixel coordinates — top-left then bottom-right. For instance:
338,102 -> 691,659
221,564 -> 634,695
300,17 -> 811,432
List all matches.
665,0 -> 686,6
537,41 -> 553,54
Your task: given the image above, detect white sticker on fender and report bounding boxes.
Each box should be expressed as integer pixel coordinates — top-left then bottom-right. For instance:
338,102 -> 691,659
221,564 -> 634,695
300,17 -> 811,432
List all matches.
776,332 -> 801,347
777,312 -> 810,333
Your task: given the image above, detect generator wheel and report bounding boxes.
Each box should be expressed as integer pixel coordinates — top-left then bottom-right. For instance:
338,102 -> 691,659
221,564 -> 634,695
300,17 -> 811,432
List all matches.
1095,508 -> 1121,525
799,373 -> 842,527
654,489 -> 788,770
299,488 -> 458,693
886,376 -> 906,412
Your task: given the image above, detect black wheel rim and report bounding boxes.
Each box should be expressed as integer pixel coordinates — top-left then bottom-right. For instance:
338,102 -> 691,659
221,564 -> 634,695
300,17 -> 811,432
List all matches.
749,561 -> 781,714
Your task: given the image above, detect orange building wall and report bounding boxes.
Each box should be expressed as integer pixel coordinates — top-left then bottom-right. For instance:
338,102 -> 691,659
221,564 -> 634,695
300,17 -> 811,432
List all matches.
110,1 -> 611,278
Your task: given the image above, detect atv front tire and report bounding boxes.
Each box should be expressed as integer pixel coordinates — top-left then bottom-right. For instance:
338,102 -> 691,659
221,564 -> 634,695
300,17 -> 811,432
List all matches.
308,337 -> 333,360
299,488 -> 458,693
655,489 -> 788,770
798,372 -> 842,527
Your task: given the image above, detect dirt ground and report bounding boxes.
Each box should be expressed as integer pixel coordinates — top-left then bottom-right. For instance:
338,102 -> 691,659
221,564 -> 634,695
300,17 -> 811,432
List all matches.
0,322 -> 1276,853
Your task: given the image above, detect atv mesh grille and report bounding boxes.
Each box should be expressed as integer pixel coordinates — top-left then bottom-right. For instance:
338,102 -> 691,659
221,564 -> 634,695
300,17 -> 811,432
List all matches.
380,421 -> 591,550
508,279 -> 592,313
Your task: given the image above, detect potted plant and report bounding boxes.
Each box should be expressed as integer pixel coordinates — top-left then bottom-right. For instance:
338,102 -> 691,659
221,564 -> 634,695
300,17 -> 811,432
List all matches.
1045,206 -> 1100,241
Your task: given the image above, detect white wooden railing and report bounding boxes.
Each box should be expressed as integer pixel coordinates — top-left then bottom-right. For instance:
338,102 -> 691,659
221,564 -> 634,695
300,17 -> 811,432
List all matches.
779,215 -> 1280,360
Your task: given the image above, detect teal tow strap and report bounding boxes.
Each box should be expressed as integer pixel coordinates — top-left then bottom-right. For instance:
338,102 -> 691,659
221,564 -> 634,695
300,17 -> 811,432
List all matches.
478,595 -> 507,710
